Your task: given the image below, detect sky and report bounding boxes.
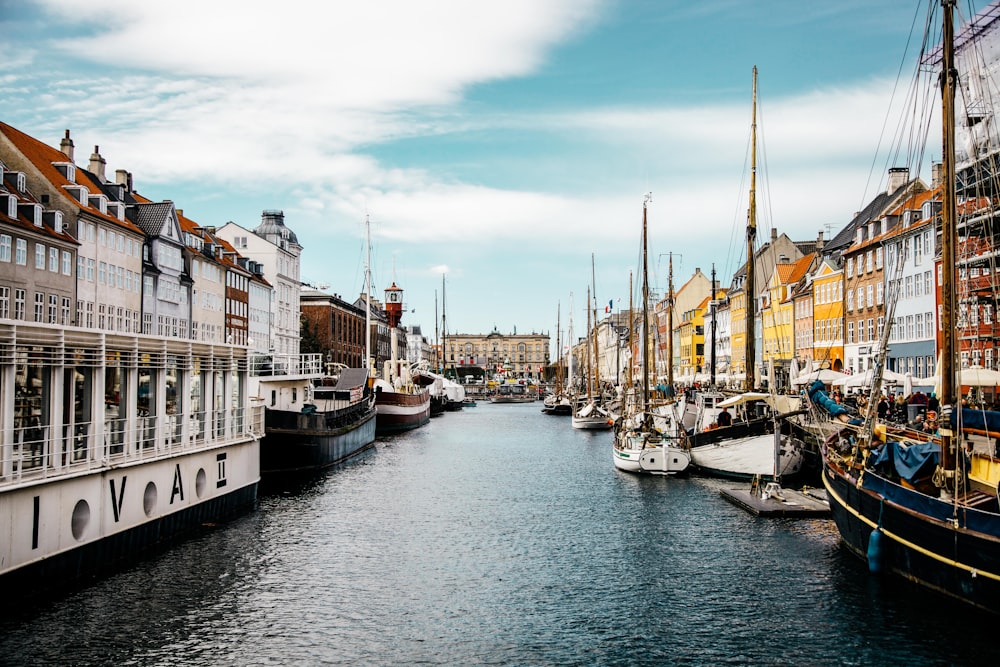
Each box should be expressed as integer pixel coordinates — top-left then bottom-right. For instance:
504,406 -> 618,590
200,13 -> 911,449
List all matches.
0,0 -> 971,345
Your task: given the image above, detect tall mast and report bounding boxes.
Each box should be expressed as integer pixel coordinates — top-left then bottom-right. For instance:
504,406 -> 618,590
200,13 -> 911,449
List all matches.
642,194 -> 652,415
667,252 -> 674,390
568,292 -> 575,394
745,65 -> 759,393
364,215 -> 372,378
710,264 -> 717,387
442,273 -> 447,377
591,254 -> 601,398
627,271 -> 633,392
556,303 -> 562,393
939,0 -> 957,477
434,289 -> 440,372
585,285 -> 593,398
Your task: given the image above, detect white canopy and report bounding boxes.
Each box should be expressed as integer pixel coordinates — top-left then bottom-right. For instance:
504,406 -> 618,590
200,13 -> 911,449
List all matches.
833,368 -> 908,389
790,369 -> 847,386
914,365 -> 1000,387
717,392 -> 770,408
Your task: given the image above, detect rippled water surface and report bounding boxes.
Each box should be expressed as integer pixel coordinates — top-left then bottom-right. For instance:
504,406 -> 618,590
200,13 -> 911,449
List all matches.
2,404 -> 996,665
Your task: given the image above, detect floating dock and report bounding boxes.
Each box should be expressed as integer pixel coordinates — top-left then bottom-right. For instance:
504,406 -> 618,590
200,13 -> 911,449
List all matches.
720,484 -> 831,518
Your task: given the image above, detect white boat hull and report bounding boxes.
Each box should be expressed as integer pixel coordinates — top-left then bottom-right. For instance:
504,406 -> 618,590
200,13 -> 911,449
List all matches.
613,430 -> 690,475
689,433 -> 804,480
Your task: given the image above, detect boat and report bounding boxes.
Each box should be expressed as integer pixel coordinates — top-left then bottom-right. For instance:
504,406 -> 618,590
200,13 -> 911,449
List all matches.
490,379 -> 537,403
462,398 -> 478,408
820,0 -> 1000,613
612,194 -> 691,474
542,303 -> 573,415
0,320 -> 261,598
374,281 -> 431,434
572,268 -> 614,430
686,66 -> 804,481
252,357 -> 376,479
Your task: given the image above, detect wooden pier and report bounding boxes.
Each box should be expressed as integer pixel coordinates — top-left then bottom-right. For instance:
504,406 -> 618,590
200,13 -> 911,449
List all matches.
720,483 -> 830,518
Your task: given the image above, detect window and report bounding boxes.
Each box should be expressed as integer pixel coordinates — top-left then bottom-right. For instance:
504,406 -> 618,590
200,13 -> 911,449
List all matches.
99,261 -> 107,285
61,250 -> 71,275
15,239 -> 26,265
875,247 -> 883,269
866,285 -> 873,308
34,292 -> 44,322
848,321 -> 855,344
846,257 -> 853,278
14,289 -> 25,320
48,294 -> 57,323
0,286 -> 8,319
61,297 -> 70,324
35,243 -> 45,269
87,259 -> 95,282
0,234 -> 10,262
868,318 -> 875,341
876,282 -> 884,305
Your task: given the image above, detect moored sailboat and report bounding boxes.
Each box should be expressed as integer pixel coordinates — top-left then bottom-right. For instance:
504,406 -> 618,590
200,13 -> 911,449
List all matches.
821,0 -> 1000,612
613,194 -> 690,474
686,66 -> 804,481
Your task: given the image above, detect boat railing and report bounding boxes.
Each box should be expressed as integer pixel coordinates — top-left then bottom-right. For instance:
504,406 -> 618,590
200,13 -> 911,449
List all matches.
0,405 -> 259,487
249,352 -> 323,377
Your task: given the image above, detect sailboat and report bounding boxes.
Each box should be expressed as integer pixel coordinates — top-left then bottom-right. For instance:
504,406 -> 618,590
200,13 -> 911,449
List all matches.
820,0 -> 1000,612
685,66 -> 805,481
572,279 -> 614,429
542,303 -> 573,415
612,194 -> 691,474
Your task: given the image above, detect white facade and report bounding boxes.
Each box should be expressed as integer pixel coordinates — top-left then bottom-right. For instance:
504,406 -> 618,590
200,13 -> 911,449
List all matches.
216,213 -> 301,356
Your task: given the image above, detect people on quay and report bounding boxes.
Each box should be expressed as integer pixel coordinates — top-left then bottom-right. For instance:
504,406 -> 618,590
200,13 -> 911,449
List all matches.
877,395 -> 890,420
716,407 -> 733,427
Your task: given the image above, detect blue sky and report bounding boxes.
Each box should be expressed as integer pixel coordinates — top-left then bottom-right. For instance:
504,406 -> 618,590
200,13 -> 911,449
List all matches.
0,1 -> 960,343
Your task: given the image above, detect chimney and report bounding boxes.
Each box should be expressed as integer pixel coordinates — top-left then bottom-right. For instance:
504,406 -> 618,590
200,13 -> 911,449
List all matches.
115,169 -> 133,192
89,145 -> 107,183
59,130 -> 74,162
887,167 -> 909,193
176,209 -> 183,218
771,228 -> 778,242
932,162 -> 942,188
816,230 -> 824,251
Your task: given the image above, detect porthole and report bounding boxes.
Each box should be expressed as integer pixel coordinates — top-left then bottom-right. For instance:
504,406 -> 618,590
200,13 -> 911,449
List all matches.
143,481 -> 157,517
195,468 -> 207,498
71,499 -> 90,541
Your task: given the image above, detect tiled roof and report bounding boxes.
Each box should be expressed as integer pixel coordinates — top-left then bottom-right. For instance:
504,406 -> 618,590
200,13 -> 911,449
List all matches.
0,122 -> 144,235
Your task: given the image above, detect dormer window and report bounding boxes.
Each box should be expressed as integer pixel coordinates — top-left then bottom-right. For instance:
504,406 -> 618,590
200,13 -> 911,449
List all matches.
43,210 -> 64,233
5,194 -> 15,218
15,172 -> 26,193
18,202 -> 42,226
63,184 -> 88,204
53,162 -> 77,183
106,201 -> 125,221
88,194 -> 108,214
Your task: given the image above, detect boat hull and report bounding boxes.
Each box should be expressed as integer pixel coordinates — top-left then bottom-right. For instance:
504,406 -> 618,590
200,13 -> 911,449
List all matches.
261,404 -> 376,476
375,389 -> 431,435
0,439 -> 259,599
823,461 -> 1000,612
689,433 -> 804,481
572,416 -> 612,430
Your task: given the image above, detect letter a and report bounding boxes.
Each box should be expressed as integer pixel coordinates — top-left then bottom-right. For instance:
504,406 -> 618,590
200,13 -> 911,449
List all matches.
170,463 -> 185,504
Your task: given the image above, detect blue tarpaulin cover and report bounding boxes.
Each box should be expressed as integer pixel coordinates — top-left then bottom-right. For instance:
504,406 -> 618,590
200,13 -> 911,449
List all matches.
871,440 -> 940,483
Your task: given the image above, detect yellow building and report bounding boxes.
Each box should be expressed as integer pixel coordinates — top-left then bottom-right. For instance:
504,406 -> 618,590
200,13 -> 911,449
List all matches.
761,253 -> 815,388
677,296 -> 710,381
809,258 -> 845,371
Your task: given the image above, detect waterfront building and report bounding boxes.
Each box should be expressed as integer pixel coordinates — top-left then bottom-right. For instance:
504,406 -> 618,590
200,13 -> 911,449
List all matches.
703,287 -> 730,384
406,325 -> 435,369
0,126 -> 147,332
127,199 -> 193,339
676,297 -> 707,382
761,253 -> 815,390
179,213 -> 227,344
657,268 -> 709,380
807,256 -> 844,372
446,328 -> 550,383
216,212 -> 302,357
300,290 -> 368,369
884,186 -> 940,379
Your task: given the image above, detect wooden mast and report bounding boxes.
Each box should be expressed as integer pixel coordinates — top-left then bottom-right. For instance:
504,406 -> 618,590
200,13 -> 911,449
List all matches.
591,254 -> 601,399
939,0 -> 957,479
642,194 -> 652,419
667,252 -> 675,391
745,65 -> 759,393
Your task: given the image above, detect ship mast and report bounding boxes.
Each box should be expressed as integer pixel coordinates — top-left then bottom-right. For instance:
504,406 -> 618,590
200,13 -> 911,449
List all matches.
364,215 -> 373,379
745,65 -> 759,393
642,195 -> 652,418
939,0 -> 958,480
667,252 -> 675,391
591,254 -> 601,399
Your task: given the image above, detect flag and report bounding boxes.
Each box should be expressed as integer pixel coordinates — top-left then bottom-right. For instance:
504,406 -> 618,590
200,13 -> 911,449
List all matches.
605,299 -> 613,313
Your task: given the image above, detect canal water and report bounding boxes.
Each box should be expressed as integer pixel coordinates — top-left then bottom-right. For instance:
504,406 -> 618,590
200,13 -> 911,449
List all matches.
1,403 -> 996,665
